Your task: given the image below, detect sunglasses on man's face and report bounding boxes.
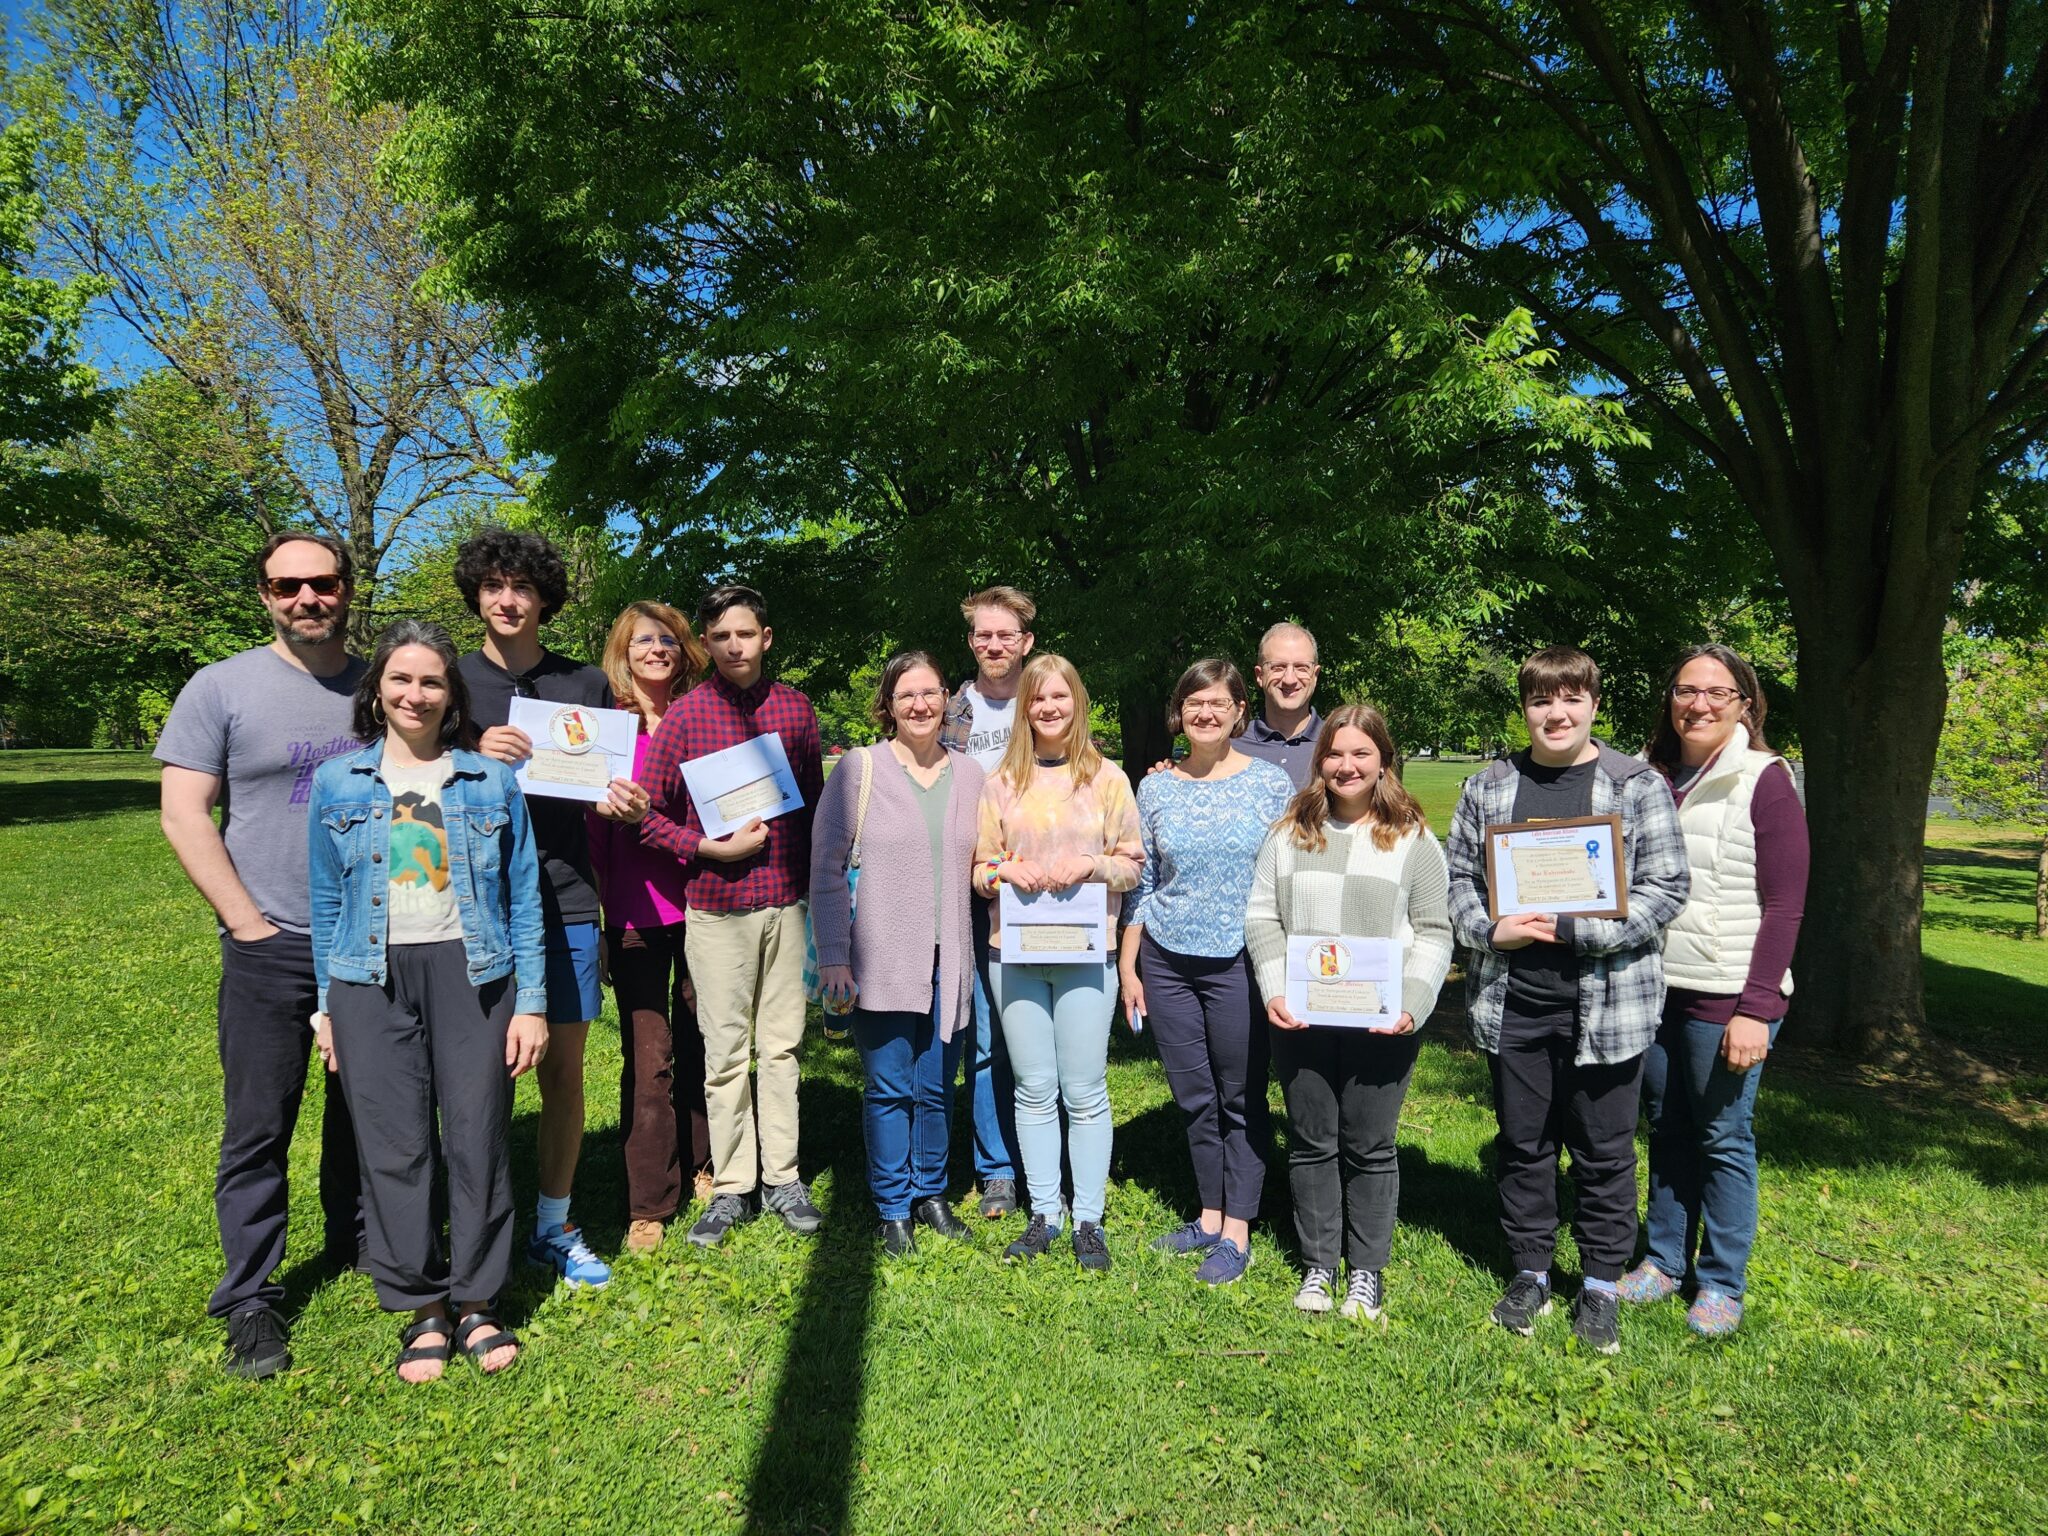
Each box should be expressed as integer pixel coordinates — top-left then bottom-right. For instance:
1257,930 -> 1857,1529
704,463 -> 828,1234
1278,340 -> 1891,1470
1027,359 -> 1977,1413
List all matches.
263,575 -> 346,599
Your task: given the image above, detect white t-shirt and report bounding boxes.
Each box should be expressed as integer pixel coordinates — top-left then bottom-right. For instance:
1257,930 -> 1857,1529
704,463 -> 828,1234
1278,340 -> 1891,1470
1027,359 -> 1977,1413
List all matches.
380,751 -> 466,946
959,683 -> 1018,771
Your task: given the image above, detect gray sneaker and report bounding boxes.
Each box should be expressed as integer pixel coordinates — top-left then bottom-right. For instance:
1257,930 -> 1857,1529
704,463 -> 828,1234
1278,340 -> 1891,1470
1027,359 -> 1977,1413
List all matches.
687,1191 -> 757,1248
762,1179 -> 824,1235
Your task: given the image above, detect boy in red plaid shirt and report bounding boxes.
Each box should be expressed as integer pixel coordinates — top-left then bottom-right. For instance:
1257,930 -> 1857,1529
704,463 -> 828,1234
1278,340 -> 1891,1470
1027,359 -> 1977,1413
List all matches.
638,585 -> 825,1246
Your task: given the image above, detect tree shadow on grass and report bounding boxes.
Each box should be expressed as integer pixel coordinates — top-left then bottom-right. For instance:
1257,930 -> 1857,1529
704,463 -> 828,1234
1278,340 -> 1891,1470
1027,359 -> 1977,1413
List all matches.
0,775 -> 160,826
743,1074 -> 872,1536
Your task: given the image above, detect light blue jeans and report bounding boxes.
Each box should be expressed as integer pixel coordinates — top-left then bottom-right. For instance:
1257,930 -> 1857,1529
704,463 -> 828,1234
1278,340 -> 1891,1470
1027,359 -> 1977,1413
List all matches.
991,959 -> 1116,1225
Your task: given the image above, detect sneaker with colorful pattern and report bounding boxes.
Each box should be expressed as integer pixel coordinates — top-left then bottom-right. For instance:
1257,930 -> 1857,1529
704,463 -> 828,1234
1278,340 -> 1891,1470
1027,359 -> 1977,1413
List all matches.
1686,1289 -> 1745,1337
1616,1261 -> 1681,1305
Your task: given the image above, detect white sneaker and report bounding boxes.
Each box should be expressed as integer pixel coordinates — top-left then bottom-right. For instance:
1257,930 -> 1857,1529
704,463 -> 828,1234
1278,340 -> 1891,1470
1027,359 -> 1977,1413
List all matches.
1340,1268 -> 1385,1321
1293,1265 -> 1336,1313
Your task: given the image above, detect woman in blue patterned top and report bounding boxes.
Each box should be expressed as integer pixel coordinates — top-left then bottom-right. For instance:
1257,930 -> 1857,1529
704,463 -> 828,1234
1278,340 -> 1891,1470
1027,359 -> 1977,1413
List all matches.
1118,658 -> 1293,1285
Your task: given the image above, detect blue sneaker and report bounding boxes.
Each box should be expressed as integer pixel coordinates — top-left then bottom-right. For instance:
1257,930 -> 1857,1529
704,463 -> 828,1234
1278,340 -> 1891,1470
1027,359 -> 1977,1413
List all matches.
1149,1220 -> 1222,1255
526,1223 -> 611,1289
1195,1238 -> 1252,1287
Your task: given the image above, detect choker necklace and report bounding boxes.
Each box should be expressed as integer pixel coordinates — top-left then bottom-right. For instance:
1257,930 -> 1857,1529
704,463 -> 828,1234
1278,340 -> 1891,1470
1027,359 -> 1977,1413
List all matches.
1035,754 -> 1067,767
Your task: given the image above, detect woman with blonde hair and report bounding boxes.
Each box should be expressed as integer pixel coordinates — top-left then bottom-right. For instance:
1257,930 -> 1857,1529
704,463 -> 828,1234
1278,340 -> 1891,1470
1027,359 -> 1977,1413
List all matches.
1245,703 -> 1453,1320
589,601 -> 712,1252
974,654 -> 1143,1270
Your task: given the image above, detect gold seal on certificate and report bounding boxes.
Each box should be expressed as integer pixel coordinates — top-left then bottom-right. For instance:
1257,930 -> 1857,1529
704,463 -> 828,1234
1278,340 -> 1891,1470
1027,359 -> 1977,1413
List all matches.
1286,936 -> 1401,1028
1484,812 -> 1628,921
547,706 -> 599,754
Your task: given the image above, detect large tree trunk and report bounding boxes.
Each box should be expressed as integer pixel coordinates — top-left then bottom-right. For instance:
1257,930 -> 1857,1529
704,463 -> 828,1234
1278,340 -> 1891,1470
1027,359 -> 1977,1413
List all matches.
1787,600 -> 1950,1060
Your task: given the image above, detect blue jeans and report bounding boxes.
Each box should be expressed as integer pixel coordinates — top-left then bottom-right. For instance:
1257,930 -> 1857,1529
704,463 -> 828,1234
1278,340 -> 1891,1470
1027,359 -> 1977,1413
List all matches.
992,959 -> 1115,1225
964,900 -> 1021,1184
1641,1006 -> 1783,1298
852,980 -> 964,1222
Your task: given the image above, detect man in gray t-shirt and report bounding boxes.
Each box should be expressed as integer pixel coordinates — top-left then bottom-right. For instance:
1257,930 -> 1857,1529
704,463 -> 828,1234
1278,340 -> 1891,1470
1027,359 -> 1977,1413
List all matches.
155,532 -> 367,1380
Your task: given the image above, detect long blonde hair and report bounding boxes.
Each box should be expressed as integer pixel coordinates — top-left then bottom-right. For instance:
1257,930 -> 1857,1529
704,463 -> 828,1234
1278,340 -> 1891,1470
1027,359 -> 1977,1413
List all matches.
602,601 -> 708,726
1278,702 -> 1426,853
998,653 -> 1104,793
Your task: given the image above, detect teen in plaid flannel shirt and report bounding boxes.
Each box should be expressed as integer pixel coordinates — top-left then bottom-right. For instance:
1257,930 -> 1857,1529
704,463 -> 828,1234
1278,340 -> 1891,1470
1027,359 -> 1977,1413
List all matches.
1445,647 -> 1688,1355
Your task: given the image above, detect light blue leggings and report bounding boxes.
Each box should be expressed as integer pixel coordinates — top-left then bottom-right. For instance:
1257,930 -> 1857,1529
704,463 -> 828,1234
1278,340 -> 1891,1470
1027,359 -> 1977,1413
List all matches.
990,960 -> 1116,1225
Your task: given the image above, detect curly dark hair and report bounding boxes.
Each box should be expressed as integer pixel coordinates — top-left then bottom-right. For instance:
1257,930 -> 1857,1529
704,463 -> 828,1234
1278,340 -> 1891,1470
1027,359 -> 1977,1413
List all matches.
454,528 -> 571,623
352,619 -> 477,752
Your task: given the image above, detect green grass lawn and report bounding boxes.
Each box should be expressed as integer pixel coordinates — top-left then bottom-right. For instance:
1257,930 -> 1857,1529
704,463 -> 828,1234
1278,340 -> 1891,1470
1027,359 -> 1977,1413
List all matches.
0,751 -> 2042,1534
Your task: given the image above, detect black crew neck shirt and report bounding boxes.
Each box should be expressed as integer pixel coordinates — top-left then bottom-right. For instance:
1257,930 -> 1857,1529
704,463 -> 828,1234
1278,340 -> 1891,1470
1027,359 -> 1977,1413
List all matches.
459,648 -> 613,929
1501,751 -> 1598,1031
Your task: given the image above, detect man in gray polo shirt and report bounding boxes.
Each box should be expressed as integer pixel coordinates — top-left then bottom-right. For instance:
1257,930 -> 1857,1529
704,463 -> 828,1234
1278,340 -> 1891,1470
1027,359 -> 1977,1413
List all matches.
1238,622 -> 1324,789
156,532 -> 366,1379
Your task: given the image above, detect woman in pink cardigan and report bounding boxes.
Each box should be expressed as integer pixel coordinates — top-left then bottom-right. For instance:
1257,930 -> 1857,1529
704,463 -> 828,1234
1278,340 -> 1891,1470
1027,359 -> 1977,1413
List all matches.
810,651 -> 986,1255
588,601 -> 711,1254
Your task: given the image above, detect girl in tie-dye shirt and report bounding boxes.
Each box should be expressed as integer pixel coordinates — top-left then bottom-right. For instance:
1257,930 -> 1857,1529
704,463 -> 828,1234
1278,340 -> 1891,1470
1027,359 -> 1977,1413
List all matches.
973,655 -> 1143,1271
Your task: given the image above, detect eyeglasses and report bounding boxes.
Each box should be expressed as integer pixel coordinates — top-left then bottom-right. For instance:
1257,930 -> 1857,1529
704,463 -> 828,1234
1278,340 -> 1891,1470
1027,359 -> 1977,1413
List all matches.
629,635 -> 684,651
893,689 -> 945,707
263,575 -> 345,598
970,630 -> 1025,648
1671,685 -> 1745,705
1182,700 -> 1239,721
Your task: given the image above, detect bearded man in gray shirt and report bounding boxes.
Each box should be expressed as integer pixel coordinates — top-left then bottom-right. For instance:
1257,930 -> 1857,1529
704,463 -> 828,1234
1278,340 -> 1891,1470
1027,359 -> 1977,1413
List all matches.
155,532 -> 368,1380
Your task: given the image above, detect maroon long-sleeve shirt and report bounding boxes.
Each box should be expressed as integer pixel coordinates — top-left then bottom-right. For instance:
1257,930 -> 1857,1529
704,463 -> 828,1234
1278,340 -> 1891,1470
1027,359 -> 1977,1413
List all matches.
635,672 -> 823,913
1666,756 -> 1810,1025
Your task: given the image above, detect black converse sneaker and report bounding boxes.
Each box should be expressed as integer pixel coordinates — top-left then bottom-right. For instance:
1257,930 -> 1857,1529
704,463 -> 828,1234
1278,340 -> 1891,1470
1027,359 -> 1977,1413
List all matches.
1340,1268 -> 1384,1321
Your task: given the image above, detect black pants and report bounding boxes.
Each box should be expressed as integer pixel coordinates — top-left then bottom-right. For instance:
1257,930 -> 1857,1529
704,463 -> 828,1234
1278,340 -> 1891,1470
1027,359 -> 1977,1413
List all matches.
1273,1027 -> 1421,1271
212,929 -> 361,1319
1139,935 -> 1268,1220
329,942 -> 516,1313
611,922 -> 711,1222
1487,1012 -> 1646,1282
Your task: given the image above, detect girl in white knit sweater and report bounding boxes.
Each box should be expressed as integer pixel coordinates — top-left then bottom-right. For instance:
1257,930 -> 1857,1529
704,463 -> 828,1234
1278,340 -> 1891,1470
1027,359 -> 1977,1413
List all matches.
1245,703 -> 1453,1319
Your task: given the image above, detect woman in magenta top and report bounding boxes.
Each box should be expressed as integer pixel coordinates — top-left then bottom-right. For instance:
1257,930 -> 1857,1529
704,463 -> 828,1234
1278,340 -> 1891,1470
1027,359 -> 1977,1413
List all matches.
589,600 -> 710,1252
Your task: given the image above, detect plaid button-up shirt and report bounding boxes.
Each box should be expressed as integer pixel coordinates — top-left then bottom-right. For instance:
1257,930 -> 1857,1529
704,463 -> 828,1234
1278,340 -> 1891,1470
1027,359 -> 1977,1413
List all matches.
637,673 -> 823,913
1445,745 -> 1690,1065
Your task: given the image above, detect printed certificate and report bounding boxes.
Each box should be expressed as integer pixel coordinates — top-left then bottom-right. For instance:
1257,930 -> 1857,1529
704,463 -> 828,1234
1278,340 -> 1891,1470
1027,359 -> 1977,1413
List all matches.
1285,936 -> 1404,1028
1484,813 -> 1628,921
681,732 -> 805,839
508,698 -> 638,805
999,882 -> 1110,966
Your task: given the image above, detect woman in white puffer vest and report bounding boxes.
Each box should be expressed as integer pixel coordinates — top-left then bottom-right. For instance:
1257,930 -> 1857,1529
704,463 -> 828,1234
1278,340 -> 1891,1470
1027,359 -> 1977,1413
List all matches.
1618,645 -> 1809,1337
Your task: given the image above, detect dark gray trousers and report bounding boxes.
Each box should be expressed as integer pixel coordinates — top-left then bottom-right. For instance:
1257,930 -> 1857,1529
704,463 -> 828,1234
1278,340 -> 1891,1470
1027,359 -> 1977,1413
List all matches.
212,929 -> 361,1319
329,942 -> 515,1312
1139,934 -> 1268,1220
1272,1027 -> 1421,1271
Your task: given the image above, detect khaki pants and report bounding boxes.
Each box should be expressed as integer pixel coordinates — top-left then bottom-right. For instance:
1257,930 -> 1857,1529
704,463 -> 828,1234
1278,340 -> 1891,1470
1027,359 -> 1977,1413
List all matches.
684,903 -> 808,1194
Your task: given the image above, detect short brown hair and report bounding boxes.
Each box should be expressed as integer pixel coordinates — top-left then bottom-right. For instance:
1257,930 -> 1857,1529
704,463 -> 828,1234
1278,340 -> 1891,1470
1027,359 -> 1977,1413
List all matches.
1518,645 -> 1601,704
871,651 -> 948,738
961,585 -> 1036,629
255,531 -> 352,587
1166,658 -> 1249,738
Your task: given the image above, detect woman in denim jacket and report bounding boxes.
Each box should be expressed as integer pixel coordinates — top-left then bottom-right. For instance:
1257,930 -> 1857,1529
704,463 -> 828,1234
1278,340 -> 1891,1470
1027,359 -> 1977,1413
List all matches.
308,619 -> 548,1383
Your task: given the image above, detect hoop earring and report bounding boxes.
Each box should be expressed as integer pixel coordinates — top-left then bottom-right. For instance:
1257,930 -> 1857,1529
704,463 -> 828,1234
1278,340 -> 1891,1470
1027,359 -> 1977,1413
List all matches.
372,698 -> 386,725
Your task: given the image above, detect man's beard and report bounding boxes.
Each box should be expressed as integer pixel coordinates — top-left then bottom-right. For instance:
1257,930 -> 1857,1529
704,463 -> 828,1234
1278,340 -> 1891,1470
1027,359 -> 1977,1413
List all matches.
275,610 -> 344,648
980,655 -> 1017,682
